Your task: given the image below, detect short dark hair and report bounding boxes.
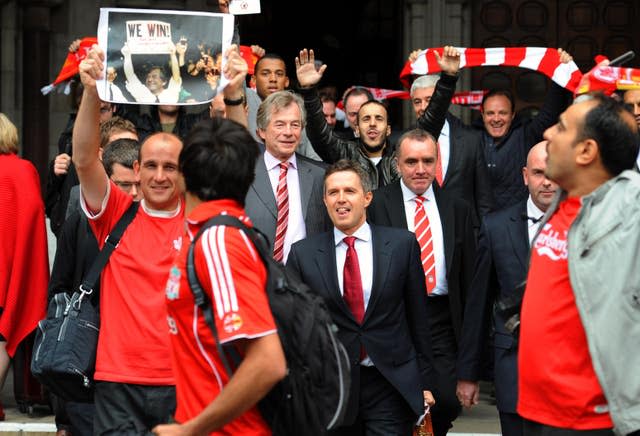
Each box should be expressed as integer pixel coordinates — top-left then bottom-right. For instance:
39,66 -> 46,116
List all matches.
395,129 -> 437,159
356,100 -> 388,123
342,86 -> 374,108
100,116 -> 137,148
324,159 -> 373,194
254,53 -> 287,74
180,118 -> 259,204
482,89 -> 515,113
102,138 -> 140,177
576,92 -> 639,176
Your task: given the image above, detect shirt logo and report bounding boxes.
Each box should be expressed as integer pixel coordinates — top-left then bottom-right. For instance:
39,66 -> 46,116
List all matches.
223,313 -> 243,333
534,223 -> 568,261
173,236 -> 182,252
165,265 -> 181,300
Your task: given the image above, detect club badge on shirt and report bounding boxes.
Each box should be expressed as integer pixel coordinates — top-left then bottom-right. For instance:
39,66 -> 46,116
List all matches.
223,313 -> 243,333
165,265 -> 181,300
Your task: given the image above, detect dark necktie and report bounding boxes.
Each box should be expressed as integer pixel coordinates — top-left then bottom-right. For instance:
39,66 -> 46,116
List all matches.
342,236 -> 364,323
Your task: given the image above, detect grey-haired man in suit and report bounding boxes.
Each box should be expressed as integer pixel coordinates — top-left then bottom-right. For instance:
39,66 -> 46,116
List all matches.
245,90 -> 329,263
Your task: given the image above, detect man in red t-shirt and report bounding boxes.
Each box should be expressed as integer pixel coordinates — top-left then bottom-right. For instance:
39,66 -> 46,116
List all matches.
153,118 -> 286,436
74,44 -> 252,434
518,93 -> 640,436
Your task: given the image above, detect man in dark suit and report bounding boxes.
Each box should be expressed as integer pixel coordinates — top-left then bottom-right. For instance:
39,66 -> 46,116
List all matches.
287,159 -> 436,435
411,74 -> 494,228
367,129 -> 477,436
245,90 -> 329,263
455,141 -> 558,436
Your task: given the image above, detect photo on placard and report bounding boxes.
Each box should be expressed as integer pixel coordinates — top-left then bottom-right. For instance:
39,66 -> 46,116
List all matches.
97,8 -> 234,105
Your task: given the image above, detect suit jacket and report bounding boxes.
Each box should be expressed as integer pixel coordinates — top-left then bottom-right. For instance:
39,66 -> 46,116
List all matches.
456,200 -> 529,413
244,152 -> 329,250
286,225 -> 435,422
434,114 -> 494,228
367,181 -> 477,342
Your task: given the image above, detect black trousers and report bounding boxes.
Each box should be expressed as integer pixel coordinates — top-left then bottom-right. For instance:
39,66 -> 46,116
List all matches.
426,295 -> 461,436
93,381 -> 175,436
500,411 -> 524,436
523,419 -> 614,436
329,365 -> 416,436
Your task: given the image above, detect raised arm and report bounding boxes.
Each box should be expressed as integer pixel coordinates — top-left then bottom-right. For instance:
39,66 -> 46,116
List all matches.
295,48 -> 352,163
417,46 -> 461,138
72,44 -> 108,213
222,44 -> 249,128
167,41 -> 182,85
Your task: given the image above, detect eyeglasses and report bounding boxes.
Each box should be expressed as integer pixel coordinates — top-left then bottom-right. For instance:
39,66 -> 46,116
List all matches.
113,180 -> 140,190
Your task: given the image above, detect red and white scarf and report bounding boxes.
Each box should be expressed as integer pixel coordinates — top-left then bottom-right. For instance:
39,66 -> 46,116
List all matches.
400,47 -> 583,92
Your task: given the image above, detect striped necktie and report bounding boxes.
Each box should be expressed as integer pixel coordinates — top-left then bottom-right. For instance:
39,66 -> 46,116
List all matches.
414,196 -> 436,294
273,162 -> 289,262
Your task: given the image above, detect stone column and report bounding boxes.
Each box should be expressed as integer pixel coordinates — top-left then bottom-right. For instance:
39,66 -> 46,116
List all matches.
21,1 -> 61,189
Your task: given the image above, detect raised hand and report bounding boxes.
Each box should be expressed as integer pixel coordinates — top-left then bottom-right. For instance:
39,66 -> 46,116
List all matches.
223,44 -> 248,95
79,44 -> 105,89
408,48 -> 423,63
557,48 -> 574,64
434,45 -> 461,76
295,48 -> 326,88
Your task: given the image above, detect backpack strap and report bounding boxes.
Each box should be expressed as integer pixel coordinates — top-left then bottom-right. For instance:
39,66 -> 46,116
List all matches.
79,201 -> 140,299
186,214 -> 269,376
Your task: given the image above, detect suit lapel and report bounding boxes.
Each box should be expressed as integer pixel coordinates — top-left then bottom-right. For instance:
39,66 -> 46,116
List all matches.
251,157 -> 277,218
385,182 -> 408,227
434,186 -> 454,274
313,233 -> 354,321
364,225 -> 391,323
508,202 -> 530,272
297,157 -> 313,220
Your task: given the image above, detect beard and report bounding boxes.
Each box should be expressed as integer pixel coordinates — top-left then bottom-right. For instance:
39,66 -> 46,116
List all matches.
360,136 -> 386,155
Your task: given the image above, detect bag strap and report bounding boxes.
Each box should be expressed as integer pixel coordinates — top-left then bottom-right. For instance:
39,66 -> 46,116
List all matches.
186,214 -> 269,376
79,201 -> 140,298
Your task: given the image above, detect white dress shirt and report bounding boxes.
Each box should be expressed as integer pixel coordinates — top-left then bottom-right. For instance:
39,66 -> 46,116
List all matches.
437,119 -> 451,179
333,222 -> 374,366
264,151 -> 306,263
400,180 -> 448,296
526,196 -> 545,245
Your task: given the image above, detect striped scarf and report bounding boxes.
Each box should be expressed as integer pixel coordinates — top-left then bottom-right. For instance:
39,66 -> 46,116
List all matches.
400,47 -> 583,92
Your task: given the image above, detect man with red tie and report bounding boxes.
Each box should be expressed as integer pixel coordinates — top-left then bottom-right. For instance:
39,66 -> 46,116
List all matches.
244,90 -> 329,264
287,159 -> 436,435
367,129 -> 477,436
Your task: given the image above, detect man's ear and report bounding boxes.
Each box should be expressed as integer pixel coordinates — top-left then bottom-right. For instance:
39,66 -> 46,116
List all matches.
133,159 -> 141,175
577,139 -> 599,166
257,128 -> 266,142
284,76 -> 290,89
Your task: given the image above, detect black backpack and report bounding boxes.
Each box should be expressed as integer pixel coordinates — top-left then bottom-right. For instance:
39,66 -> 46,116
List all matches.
187,214 -> 350,436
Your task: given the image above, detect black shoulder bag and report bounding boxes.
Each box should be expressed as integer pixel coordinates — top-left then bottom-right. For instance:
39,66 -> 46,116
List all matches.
31,201 -> 139,402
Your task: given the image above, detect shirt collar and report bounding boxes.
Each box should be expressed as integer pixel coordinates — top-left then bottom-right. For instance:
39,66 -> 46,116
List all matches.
526,195 -> 545,222
399,179 -> 435,204
440,119 -> 450,138
264,150 -> 297,171
333,221 -> 372,246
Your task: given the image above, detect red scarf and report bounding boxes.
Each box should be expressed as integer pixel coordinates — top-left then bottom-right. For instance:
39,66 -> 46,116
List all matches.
400,47 -> 583,92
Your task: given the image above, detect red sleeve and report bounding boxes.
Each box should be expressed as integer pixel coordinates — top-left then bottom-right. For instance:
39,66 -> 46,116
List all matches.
84,180 -> 133,249
194,225 -> 275,343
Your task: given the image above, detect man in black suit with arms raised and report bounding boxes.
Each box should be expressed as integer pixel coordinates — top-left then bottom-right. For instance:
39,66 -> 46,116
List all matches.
367,129 -> 477,436
287,159 -> 436,435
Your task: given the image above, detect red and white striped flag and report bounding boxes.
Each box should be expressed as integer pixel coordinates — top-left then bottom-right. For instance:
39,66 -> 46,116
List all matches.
337,86 -> 409,109
451,90 -> 488,110
400,47 -> 583,92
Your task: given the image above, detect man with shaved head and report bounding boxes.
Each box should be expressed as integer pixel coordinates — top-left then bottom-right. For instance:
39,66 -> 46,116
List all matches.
456,140 -> 557,436
518,93 -> 640,436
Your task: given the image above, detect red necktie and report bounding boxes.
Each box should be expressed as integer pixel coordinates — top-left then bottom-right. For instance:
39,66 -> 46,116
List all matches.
273,162 -> 289,262
414,196 -> 436,294
435,141 -> 444,186
342,236 -> 365,323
